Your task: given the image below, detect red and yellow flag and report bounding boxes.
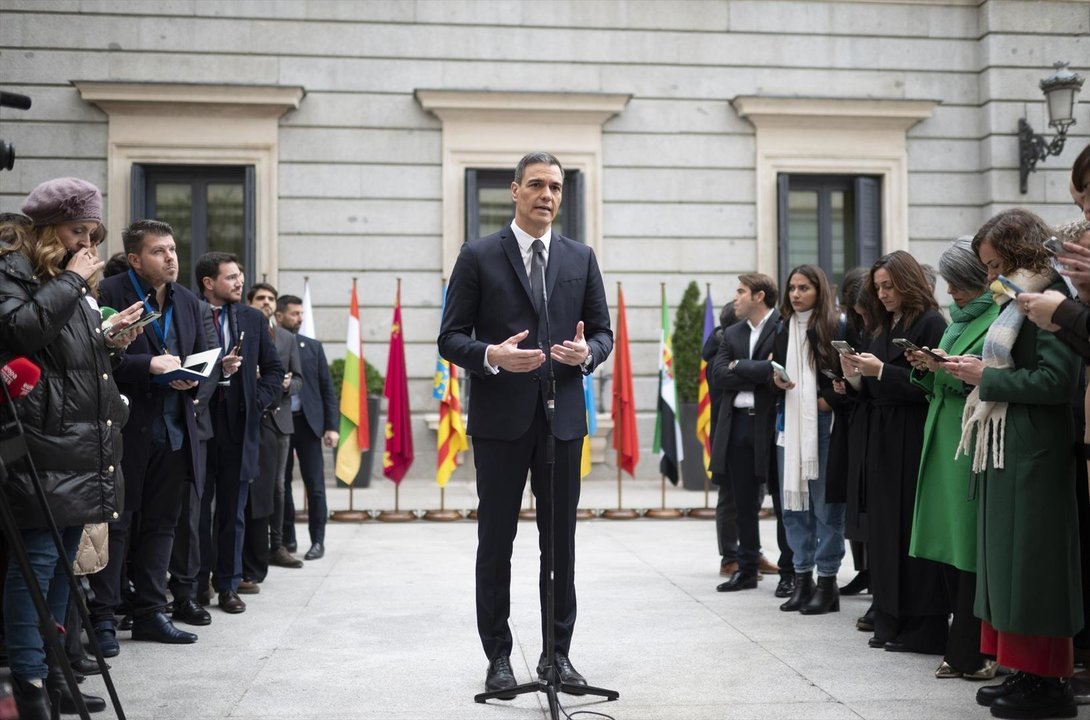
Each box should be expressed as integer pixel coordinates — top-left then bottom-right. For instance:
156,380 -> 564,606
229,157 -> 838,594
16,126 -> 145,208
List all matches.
436,362 -> 467,487
383,281 -> 414,483
335,280 -> 370,484
696,290 -> 715,477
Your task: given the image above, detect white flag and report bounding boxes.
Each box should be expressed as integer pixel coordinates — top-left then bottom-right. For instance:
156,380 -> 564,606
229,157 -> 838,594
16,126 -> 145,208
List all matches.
300,278 -> 316,339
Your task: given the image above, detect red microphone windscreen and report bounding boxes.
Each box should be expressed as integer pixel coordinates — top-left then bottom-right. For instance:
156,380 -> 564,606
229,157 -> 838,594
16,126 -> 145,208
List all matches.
0,357 -> 41,403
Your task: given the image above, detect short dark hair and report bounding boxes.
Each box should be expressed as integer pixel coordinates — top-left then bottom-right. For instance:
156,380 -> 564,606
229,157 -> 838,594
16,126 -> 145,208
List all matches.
277,294 -> 303,313
194,251 -> 239,290
247,282 -> 278,302
737,273 -> 777,309
122,219 -> 174,255
103,252 -> 130,278
514,152 -> 563,184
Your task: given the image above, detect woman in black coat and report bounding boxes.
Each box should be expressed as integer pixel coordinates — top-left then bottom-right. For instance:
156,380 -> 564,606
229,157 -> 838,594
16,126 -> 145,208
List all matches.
840,250 -> 949,655
0,179 -> 140,719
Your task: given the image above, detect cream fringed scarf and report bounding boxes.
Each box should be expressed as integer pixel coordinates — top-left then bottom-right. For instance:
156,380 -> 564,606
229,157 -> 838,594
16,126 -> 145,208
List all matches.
955,268 -> 1053,472
782,309 -> 819,512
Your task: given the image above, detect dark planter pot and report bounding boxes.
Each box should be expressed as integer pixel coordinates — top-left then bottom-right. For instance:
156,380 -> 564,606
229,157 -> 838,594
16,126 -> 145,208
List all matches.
335,396 -> 382,488
678,403 -> 708,491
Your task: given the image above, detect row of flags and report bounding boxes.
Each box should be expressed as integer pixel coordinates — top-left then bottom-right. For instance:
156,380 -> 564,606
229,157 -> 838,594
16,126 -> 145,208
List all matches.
322,278 -> 717,487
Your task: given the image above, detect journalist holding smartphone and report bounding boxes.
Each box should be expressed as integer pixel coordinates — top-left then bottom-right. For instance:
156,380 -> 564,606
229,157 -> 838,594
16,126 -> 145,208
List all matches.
0,178 -> 142,720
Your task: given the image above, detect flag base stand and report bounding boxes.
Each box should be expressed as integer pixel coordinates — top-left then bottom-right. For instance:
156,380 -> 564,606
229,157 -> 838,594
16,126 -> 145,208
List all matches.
377,484 -> 416,522
331,487 -> 372,522
519,491 -> 536,521
645,508 -> 684,519
576,508 -> 596,520
688,508 -> 716,519
466,509 -> 478,520
294,511 -> 309,523
424,488 -> 462,521
602,508 -> 639,520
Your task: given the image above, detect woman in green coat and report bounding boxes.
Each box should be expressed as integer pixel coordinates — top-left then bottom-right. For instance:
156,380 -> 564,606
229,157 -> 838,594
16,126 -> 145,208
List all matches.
906,237 -> 999,680
945,209 -> 1082,720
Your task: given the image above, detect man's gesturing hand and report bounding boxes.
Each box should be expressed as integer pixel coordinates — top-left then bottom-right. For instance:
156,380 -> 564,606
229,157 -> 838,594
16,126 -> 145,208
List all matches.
486,330 -> 545,373
550,321 -> 590,367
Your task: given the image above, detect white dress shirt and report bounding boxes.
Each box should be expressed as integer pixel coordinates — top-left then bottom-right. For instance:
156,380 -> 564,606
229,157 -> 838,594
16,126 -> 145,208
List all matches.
483,221 -> 553,374
733,309 -> 772,409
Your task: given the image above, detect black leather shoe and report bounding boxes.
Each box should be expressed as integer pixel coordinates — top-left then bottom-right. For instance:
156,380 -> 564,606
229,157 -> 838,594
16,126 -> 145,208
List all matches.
868,636 -> 887,649
131,612 -> 198,644
839,570 -> 870,596
286,541 -> 298,553
71,656 -> 107,676
978,672 -> 1030,707
774,573 -> 796,598
12,675 -> 51,720
173,598 -> 212,626
218,591 -> 247,614
485,657 -> 517,700
717,570 -> 758,592
92,621 -> 119,658
779,573 -> 814,612
883,641 -> 912,653
857,605 -> 875,632
990,675 -> 1076,718
304,543 -> 325,560
47,666 -> 106,714
117,614 -> 133,631
538,653 -> 587,695
800,576 -> 840,615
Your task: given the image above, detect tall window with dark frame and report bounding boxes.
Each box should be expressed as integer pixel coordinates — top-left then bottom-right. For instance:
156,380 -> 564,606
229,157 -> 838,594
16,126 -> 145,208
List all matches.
465,168 -> 584,243
131,165 -> 256,291
776,174 -> 881,290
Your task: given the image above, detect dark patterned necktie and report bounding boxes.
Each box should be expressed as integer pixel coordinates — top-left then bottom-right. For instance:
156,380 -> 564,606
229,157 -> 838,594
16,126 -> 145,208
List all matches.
530,239 -> 545,316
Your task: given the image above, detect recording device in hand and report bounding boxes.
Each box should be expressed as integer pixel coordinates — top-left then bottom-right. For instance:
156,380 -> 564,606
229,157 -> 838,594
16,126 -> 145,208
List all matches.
1044,236 -> 1064,255
0,90 -> 31,172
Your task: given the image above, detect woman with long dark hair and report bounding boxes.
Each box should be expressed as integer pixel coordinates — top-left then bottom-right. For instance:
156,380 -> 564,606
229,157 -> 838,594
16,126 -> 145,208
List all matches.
945,209 -> 1082,719
771,265 -> 845,615
840,250 -> 949,655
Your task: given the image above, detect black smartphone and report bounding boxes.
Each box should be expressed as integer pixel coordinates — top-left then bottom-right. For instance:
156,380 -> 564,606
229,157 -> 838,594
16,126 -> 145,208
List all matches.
1044,236 -> 1064,255
892,337 -> 920,353
831,340 -> 857,356
107,310 -> 162,338
230,330 -> 246,356
820,369 -> 841,381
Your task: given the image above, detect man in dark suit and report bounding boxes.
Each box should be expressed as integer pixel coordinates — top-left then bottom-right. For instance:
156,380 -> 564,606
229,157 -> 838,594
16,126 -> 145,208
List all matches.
195,252 -> 282,613
89,219 -> 207,653
710,273 -> 794,596
438,152 -> 612,697
277,294 -> 339,560
240,283 -> 303,586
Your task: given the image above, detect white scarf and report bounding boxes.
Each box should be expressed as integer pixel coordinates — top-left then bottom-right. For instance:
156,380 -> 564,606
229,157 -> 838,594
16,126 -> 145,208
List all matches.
955,268 -> 1052,472
782,309 -> 819,511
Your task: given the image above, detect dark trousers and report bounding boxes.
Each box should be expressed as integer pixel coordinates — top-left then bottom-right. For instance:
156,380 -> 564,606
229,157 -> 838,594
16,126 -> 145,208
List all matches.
943,564 -> 984,672
199,431 -> 248,594
727,411 -> 764,574
241,513 -> 269,583
873,608 -> 948,654
849,540 -> 868,572
284,415 -> 327,546
473,404 -> 581,661
89,446 -> 187,622
713,472 -> 738,562
764,441 -> 793,577
268,433 -> 291,551
169,472 -> 203,602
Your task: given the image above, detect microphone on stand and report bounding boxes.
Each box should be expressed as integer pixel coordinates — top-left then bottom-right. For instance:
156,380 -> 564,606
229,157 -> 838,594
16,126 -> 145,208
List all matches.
0,357 -> 40,405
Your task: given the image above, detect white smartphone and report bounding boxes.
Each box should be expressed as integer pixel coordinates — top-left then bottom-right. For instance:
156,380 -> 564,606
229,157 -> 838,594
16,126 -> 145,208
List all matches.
771,360 -> 791,383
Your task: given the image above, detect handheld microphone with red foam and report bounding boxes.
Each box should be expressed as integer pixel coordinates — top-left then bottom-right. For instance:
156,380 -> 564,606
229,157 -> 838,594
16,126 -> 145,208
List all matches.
0,357 -> 41,404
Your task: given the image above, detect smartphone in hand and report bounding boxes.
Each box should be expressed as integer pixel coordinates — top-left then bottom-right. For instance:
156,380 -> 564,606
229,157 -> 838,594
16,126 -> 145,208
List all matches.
892,337 -> 921,353
230,330 -> 246,356
820,368 -> 842,381
996,274 -> 1024,298
831,340 -> 857,356
771,361 -> 791,383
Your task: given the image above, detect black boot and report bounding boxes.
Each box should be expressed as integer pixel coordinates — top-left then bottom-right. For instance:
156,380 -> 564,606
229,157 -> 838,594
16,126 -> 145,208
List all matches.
989,674 -> 1076,719
839,569 -> 869,596
11,675 -> 50,720
779,572 -> 813,612
800,575 -> 840,615
48,654 -> 107,713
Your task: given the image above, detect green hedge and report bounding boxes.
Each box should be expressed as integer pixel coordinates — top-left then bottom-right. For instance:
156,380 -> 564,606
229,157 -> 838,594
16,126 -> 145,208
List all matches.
329,357 -> 385,400
672,281 -> 704,404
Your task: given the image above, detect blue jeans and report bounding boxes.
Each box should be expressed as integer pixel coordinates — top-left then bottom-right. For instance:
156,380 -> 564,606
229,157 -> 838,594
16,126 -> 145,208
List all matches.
778,411 -> 846,577
3,525 -> 82,681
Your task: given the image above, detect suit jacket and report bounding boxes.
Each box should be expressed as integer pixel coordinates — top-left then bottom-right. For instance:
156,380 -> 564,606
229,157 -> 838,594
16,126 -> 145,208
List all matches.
438,226 -> 612,442
294,334 -> 338,439
709,308 -> 781,479
194,302 -> 219,446
99,272 -> 206,507
263,325 -> 302,435
212,302 -> 283,484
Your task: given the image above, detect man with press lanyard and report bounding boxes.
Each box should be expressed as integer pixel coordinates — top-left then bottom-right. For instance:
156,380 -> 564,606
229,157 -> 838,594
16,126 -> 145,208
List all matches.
88,220 -> 211,654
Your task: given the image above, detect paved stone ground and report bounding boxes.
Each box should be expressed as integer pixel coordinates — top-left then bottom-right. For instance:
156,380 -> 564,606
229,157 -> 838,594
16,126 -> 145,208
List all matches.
81,478 -> 1090,719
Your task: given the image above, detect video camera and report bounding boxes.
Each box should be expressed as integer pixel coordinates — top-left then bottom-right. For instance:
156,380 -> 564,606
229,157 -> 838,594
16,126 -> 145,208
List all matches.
0,91 -> 32,172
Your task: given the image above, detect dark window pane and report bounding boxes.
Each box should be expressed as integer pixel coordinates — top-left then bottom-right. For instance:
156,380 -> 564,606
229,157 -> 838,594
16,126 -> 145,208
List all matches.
207,182 -> 245,261
478,186 -> 512,238
787,190 -> 819,269
467,169 -> 582,242
154,183 -> 192,286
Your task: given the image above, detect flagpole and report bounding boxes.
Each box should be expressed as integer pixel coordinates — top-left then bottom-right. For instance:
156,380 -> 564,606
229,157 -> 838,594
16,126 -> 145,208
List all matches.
646,282 -> 683,519
426,276 -> 463,521
603,282 -> 638,520
690,283 -> 718,520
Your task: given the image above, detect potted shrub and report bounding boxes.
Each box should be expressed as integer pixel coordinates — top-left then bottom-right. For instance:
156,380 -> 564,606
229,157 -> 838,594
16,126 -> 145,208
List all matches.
329,357 -> 385,487
672,281 -> 708,491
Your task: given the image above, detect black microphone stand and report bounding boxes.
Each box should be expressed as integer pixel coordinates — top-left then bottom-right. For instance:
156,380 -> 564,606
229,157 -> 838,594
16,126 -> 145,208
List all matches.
0,379 -> 126,719
474,261 -> 618,718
